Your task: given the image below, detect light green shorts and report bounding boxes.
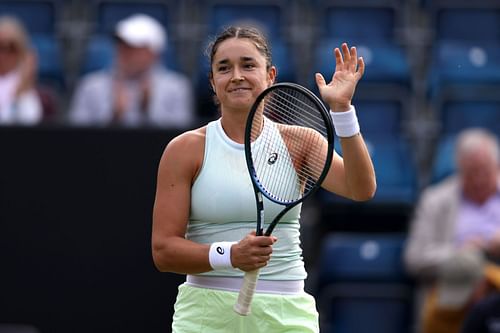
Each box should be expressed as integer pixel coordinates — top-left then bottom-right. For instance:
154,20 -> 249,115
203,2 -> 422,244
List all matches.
172,284 -> 319,333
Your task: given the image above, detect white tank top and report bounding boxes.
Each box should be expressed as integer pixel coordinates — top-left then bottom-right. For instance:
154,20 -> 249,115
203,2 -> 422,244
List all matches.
188,119 -> 306,280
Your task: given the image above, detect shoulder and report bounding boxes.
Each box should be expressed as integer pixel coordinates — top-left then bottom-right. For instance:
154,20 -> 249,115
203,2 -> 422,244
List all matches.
154,67 -> 191,86
159,125 -> 208,180
418,176 -> 460,209
422,176 -> 459,198
166,126 -> 206,152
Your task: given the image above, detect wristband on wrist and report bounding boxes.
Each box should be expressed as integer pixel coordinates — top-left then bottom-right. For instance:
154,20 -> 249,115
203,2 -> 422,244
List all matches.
330,105 -> 360,138
208,241 -> 237,270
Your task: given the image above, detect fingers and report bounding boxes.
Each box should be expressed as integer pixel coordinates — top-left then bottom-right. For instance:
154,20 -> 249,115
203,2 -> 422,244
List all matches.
335,43 -> 363,74
315,73 -> 326,88
357,56 -> 365,78
232,233 -> 278,271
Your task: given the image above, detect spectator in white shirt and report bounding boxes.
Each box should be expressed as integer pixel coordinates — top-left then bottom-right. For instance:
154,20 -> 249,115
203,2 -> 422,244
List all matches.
69,14 -> 194,128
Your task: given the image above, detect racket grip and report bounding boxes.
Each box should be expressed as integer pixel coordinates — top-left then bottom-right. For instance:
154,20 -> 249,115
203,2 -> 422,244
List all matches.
233,269 -> 260,316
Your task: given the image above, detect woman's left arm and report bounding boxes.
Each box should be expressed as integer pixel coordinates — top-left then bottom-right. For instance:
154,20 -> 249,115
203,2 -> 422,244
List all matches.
315,43 -> 376,201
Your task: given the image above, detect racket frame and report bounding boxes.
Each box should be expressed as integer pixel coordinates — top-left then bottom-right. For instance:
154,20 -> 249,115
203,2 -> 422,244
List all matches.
234,82 -> 334,315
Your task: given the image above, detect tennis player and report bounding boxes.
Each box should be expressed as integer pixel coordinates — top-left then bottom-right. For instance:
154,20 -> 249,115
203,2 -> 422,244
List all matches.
152,26 -> 376,332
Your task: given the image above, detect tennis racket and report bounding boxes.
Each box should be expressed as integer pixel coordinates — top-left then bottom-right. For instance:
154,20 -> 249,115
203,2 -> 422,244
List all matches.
233,82 -> 335,315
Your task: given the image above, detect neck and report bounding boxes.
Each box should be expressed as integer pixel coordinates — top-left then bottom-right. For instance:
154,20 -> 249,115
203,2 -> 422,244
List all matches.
220,110 -> 248,144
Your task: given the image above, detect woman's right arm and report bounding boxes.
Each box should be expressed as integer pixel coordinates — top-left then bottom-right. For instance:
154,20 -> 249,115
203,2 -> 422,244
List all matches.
151,130 -> 212,274
151,130 -> 276,274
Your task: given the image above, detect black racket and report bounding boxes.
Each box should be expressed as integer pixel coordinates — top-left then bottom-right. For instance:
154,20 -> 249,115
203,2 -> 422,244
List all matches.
234,82 -> 335,315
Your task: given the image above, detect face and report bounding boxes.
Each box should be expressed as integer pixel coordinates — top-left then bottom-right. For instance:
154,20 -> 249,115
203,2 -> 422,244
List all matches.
0,30 -> 22,75
459,147 -> 498,204
116,40 -> 157,78
210,38 -> 275,113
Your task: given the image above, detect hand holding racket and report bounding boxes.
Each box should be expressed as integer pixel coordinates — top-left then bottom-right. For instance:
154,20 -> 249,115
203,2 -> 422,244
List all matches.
233,82 -> 334,315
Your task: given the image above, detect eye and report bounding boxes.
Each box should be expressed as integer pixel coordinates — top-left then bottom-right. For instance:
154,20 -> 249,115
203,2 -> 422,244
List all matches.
244,63 -> 256,70
217,65 -> 230,73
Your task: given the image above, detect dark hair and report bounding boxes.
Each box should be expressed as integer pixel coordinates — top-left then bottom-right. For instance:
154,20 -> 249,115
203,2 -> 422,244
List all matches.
206,26 -> 273,81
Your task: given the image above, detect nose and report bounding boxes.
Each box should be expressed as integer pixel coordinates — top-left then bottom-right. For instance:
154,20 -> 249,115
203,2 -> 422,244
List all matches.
231,68 -> 245,83
230,76 -> 245,83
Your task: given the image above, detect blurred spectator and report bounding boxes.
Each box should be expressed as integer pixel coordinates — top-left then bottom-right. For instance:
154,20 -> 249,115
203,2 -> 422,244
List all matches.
405,128 -> 500,333
0,16 -> 55,125
69,14 -> 194,128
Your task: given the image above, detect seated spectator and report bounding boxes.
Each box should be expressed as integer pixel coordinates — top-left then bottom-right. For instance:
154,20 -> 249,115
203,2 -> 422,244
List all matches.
69,14 -> 194,128
0,16 -> 55,125
405,128 -> 500,333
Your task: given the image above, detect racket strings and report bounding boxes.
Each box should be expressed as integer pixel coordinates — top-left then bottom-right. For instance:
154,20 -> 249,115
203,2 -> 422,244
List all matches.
250,88 -> 330,202
267,92 -> 328,136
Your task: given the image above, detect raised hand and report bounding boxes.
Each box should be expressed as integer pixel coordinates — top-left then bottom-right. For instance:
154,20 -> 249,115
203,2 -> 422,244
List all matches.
315,43 -> 365,112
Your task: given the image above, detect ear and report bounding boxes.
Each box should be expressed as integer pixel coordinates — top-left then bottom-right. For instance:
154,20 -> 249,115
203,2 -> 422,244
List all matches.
209,78 -> 216,93
267,66 -> 277,86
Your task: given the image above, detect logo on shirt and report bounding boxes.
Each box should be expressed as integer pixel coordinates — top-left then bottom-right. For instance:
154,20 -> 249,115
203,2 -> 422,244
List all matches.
268,152 -> 278,165
216,246 -> 224,255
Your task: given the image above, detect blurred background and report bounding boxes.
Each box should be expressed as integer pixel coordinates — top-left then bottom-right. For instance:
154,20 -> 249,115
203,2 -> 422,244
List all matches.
1,0 -> 500,332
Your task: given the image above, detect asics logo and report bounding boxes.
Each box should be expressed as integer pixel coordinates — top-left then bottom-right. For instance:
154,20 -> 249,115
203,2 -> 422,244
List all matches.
268,152 -> 278,165
216,246 -> 224,255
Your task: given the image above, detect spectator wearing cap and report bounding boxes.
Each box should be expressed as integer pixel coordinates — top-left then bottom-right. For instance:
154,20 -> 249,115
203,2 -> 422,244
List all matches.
0,16 -> 56,125
69,14 -> 194,128
404,128 -> 500,333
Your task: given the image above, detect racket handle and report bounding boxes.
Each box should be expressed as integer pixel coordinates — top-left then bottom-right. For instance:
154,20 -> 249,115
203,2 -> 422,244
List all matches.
233,269 -> 260,316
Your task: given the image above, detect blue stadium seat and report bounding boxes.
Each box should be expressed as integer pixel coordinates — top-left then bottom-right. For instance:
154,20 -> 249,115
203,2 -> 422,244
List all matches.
441,100 -> 500,135
317,233 -> 413,333
321,136 -> 417,204
312,3 -> 411,92
0,1 -> 56,34
315,37 -> 410,87
207,3 -> 283,42
435,8 -> 500,42
427,41 -> 500,98
368,138 -> 417,204
94,1 -> 170,34
31,33 -> 64,91
354,100 -> 404,137
321,6 -> 396,42
430,134 -> 455,183
318,233 -> 408,283
427,6 -> 500,99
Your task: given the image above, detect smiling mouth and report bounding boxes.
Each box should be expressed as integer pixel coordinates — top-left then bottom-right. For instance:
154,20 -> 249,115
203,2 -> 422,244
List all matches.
229,87 -> 251,93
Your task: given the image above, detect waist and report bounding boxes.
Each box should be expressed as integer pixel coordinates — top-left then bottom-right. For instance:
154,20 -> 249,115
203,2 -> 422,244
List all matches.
185,274 -> 304,295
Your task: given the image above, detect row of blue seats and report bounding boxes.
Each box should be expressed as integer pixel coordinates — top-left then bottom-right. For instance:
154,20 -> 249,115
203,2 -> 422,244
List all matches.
4,0 -> 500,92
316,232 -> 413,333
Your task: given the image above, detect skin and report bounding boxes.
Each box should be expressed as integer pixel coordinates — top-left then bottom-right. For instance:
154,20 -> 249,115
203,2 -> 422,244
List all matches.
151,38 -> 376,274
0,27 -> 37,96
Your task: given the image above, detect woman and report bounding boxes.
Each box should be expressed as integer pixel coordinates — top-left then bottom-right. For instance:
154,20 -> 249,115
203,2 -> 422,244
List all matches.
0,16 -> 46,125
152,26 -> 376,332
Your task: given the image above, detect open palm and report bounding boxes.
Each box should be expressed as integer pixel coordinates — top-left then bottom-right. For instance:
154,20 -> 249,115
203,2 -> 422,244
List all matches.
316,43 -> 365,112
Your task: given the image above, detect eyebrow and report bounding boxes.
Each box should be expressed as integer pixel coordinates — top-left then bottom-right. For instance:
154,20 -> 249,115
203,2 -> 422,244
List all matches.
215,56 -> 257,65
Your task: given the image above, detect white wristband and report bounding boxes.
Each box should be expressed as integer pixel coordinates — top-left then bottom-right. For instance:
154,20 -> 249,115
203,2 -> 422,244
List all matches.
208,241 -> 237,270
330,105 -> 360,138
